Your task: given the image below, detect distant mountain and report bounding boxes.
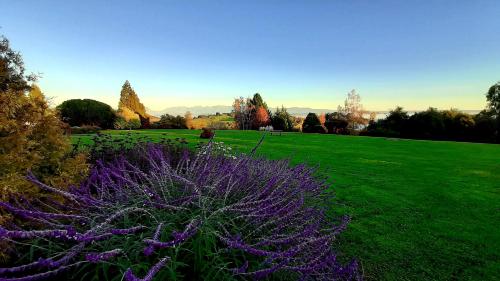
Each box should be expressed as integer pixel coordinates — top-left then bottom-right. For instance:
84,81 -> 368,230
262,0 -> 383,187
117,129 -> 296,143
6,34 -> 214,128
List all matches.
284,107 -> 336,116
147,106 -> 233,117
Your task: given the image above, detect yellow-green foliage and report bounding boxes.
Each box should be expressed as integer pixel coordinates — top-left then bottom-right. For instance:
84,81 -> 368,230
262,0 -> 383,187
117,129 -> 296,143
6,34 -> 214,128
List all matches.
0,85 -> 89,200
191,114 -> 236,129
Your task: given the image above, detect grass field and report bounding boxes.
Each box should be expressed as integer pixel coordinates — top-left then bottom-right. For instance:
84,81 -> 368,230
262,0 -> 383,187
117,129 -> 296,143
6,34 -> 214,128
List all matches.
72,130 -> 500,281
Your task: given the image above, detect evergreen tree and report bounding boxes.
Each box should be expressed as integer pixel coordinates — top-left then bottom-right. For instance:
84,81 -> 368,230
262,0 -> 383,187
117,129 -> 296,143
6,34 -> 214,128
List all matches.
118,80 -> 146,117
302,113 -> 326,133
271,106 -> 293,131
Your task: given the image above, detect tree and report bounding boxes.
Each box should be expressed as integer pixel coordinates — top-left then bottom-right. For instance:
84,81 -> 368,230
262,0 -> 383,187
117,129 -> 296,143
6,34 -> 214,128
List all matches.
325,112 -> 349,134
250,93 -> 268,111
153,114 -> 187,129
473,110 -> 497,142
271,106 -> 294,131
385,107 -> 409,133
486,82 -> 500,140
1,35 -> 88,204
318,113 -> 326,125
337,90 -> 368,130
252,106 -> 270,128
57,99 -> 116,129
233,97 -> 253,130
302,113 -> 326,133
184,111 -> 193,129
486,82 -> 500,117
118,80 -> 146,117
404,107 -> 445,139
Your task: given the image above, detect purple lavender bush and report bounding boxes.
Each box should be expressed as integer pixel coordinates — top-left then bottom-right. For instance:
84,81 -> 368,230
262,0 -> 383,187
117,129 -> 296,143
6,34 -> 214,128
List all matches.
0,139 -> 360,281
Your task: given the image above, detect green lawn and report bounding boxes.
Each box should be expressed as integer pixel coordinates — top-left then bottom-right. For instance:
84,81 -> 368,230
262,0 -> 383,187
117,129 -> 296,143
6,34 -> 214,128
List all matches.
72,130 -> 500,281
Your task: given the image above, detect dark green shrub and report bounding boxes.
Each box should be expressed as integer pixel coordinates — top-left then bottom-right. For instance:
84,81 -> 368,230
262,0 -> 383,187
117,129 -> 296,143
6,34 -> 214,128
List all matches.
200,127 -> 214,138
302,113 -> 321,133
57,99 -> 116,129
271,107 -> 293,131
325,119 -> 349,134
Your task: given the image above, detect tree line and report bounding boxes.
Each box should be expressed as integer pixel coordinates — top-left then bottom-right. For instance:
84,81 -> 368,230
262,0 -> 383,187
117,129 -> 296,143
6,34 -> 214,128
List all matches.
363,94 -> 499,143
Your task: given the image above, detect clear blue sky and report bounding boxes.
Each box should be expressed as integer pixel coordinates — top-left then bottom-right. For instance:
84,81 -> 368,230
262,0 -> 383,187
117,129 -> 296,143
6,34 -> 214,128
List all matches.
2,0 -> 499,111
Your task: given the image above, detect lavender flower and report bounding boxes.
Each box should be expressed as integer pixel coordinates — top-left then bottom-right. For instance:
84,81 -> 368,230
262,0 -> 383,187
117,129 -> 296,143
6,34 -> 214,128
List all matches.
0,139 -> 359,280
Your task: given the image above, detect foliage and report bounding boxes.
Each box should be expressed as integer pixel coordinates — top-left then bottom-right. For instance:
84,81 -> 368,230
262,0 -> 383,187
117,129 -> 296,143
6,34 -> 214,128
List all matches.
232,97 -> 253,130
200,128 -> 214,139
70,125 -> 102,135
114,117 -> 141,130
485,81 -> 500,140
249,93 -> 268,111
364,106 -> 498,143
486,81 -> 500,117
337,90 -> 368,131
252,106 -> 270,129
57,99 -> 116,129
271,107 -> 294,131
302,113 -> 326,133
118,80 -> 146,117
0,35 -> 89,262
184,111 -> 193,129
318,113 -> 326,125
207,120 -> 234,130
152,114 -> 187,129
190,114 -> 235,130
0,36 -> 88,200
0,140 -> 358,281
324,112 -> 349,134
473,110 -> 498,143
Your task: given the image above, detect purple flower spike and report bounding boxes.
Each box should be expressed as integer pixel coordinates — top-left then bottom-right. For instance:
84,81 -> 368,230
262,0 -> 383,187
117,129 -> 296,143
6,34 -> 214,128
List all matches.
85,249 -> 122,263
124,256 -> 170,281
0,141 -> 358,280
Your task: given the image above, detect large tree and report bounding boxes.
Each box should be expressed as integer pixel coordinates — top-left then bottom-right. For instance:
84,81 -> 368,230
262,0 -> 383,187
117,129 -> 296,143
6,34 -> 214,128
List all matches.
252,106 -> 270,128
271,106 -> 294,131
486,81 -> 500,140
337,90 -> 368,130
57,99 -> 116,128
0,35 -> 88,203
486,82 -> 500,116
250,93 -> 268,111
118,80 -> 146,117
233,97 -> 253,130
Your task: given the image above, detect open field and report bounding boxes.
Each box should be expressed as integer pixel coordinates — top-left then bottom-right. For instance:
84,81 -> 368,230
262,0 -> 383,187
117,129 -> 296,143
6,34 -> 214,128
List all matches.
72,130 -> 500,281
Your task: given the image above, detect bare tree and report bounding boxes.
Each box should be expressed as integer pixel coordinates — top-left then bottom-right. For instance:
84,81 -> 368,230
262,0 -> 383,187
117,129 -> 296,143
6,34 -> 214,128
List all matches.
337,90 -> 368,130
232,97 -> 253,130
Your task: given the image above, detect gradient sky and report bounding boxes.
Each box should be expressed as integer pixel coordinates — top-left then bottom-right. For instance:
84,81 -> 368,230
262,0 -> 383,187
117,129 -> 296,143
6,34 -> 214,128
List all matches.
2,0 -> 500,111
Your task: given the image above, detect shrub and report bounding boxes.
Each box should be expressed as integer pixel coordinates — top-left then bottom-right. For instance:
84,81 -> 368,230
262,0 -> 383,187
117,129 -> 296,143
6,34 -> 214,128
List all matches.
0,36 -> 89,200
57,99 -> 116,129
208,121 -> 233,130
313,124 -> 328,134
302,113 -> 322,133
200,127 -> 214,139
0,141 -> 358,281
70,125 -> 102,134
152,114 -> 187,129
271,107 -> 293,131
114,117 -> 141,130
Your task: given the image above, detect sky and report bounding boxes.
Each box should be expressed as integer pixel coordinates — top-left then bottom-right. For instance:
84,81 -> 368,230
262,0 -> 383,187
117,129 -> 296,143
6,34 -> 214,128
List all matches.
2,0 -> 500,111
